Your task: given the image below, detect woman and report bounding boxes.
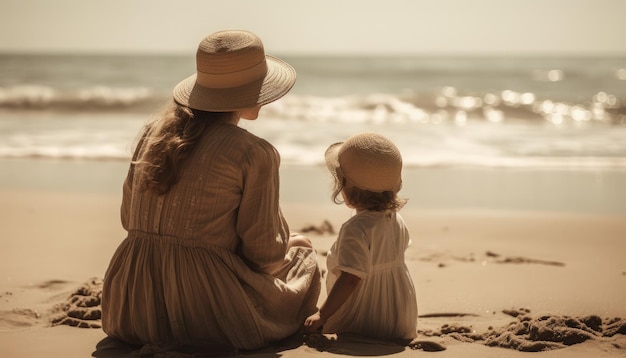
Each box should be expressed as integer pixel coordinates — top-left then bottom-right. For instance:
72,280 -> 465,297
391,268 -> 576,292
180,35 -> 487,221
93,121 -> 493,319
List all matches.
101,30 -> 321,351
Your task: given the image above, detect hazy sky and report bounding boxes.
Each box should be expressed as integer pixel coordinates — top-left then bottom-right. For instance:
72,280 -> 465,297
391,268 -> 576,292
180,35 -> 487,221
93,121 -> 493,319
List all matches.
1,0 -> 625,56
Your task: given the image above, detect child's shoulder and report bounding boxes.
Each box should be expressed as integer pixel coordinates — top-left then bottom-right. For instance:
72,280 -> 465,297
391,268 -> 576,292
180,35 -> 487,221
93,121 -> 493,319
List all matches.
341,210 -> 392,231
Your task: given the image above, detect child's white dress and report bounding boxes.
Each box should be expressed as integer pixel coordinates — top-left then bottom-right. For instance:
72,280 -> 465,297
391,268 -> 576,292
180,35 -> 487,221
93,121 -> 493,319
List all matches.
324,209 -> 418,339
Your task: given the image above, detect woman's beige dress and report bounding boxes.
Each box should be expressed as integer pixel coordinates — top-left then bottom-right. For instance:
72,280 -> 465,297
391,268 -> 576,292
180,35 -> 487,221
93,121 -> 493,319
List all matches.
102,122 -> 321,350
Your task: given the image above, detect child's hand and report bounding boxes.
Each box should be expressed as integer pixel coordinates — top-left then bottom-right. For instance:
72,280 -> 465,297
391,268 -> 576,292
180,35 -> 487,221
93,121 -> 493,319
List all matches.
304,311 -> 326,333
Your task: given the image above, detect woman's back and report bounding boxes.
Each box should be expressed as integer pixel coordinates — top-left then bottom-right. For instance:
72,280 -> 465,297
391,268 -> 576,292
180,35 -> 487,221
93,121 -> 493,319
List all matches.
104,122 -> 320,350
124,122 -> 285,251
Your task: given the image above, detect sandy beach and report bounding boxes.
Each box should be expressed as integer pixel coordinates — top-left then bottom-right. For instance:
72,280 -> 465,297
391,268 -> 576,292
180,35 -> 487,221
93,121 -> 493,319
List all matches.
1,159 -> 625,357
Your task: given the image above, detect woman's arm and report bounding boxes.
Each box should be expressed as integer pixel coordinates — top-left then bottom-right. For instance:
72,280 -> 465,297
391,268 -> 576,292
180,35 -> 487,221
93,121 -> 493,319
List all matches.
236,143 -> 289,273
304,271 -> 361,332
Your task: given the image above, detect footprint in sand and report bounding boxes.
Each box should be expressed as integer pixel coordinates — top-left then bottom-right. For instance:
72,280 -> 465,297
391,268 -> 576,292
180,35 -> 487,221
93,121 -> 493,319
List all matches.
0,308 -> 42,329
36,279 -> 72,290
50,277 -> 103,329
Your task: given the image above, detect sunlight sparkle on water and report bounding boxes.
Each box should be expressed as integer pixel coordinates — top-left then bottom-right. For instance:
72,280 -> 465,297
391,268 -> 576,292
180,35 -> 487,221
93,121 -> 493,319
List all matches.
547,69 -> 563,82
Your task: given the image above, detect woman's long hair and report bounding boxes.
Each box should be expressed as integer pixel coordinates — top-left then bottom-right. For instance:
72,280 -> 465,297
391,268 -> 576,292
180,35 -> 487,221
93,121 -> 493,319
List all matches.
135,101 -> 234,194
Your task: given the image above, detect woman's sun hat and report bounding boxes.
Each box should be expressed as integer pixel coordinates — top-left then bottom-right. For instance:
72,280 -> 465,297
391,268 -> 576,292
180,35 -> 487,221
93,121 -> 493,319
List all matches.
325,132 -> 403,193
173,30 -> 296,112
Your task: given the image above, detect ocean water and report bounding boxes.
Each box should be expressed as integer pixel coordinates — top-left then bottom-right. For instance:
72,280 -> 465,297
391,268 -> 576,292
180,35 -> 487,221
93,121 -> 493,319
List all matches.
1,54 -> 625,169
1,54 -> 626,214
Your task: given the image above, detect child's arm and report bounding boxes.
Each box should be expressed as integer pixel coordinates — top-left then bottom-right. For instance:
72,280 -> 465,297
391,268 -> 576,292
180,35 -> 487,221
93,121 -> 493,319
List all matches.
304,271 -> 361,333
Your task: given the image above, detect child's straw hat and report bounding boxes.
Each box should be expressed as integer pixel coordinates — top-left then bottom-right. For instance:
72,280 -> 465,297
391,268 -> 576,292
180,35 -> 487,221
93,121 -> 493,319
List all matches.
325,132 -> 402,192
173,30 -> 296,112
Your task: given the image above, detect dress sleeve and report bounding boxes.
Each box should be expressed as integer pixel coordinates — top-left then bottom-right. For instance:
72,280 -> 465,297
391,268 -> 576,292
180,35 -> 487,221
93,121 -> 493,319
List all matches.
236,141 -> 289,274
333,224 -> 369,279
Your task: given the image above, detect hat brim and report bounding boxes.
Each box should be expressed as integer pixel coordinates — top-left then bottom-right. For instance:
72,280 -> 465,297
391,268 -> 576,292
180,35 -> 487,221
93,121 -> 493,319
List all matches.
324,142 -> 343,179
173,55 -> 296,112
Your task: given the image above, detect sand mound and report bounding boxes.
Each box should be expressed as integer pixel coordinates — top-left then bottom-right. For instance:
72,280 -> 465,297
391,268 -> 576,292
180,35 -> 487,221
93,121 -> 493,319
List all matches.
421,308 -> 626,352
50,277 -> 103,329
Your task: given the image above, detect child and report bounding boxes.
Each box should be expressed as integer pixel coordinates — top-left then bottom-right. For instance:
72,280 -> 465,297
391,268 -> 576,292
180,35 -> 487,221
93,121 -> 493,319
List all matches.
304,132 -> 418,340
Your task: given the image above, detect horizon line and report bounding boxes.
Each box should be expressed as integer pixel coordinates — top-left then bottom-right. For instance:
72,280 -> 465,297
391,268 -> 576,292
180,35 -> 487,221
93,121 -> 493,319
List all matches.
1,49 -> 626,58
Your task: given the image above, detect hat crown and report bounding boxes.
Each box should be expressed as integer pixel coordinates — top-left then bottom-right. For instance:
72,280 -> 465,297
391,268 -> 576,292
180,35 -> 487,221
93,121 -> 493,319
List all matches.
195,30 -> 268,89
197,30 -> 265,74
338,133 -> 402,192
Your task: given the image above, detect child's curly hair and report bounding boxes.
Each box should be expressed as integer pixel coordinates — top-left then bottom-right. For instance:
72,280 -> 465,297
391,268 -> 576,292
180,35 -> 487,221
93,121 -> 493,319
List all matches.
330,173 -> 406,212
